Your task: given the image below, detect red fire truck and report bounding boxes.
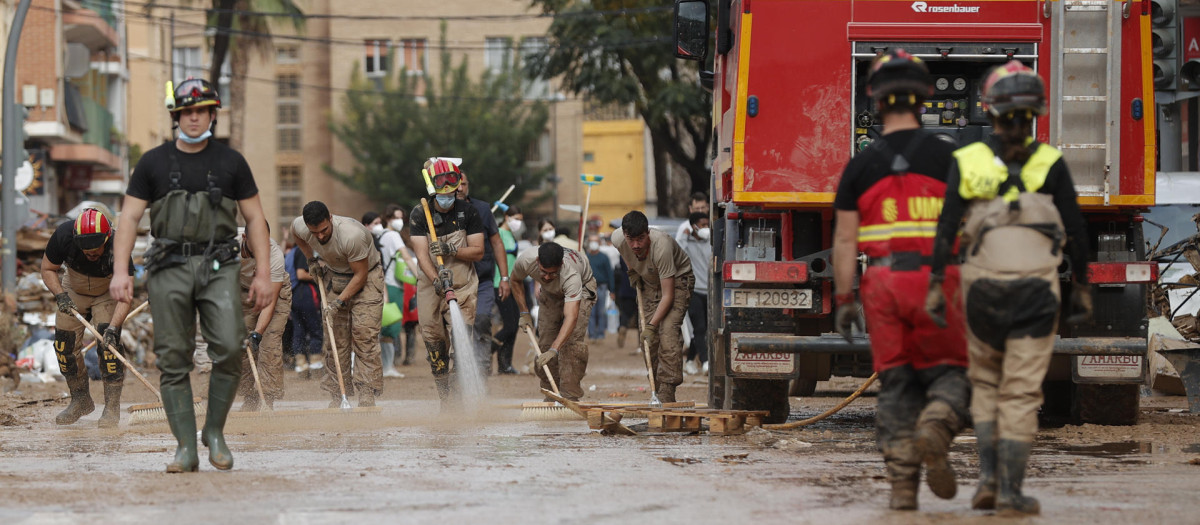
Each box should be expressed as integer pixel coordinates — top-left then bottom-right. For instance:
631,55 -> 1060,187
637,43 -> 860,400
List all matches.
674,0 -> 1159,424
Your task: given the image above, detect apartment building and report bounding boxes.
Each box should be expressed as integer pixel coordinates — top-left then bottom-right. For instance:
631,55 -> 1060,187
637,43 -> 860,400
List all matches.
11,0 -> 129,216
126,0 -> 601,235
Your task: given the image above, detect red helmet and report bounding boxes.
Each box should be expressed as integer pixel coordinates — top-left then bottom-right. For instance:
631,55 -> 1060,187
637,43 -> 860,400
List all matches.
981,61 -> 1046,117
428,158 -> 462,195
866,49 -> 932,102
74,208 -> 112,250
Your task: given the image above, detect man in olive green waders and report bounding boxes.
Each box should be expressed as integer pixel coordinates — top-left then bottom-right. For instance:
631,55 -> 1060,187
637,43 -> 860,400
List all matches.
111,78 -> 275,472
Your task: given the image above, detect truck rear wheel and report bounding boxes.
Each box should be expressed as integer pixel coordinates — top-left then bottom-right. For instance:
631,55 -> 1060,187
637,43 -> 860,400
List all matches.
1074,383 -> 1140,426
730,378 -> 790,423
789,378 -> 817,397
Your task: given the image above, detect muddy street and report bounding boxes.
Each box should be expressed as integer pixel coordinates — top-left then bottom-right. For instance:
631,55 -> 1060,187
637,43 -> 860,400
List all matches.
2,335 -> 1199,524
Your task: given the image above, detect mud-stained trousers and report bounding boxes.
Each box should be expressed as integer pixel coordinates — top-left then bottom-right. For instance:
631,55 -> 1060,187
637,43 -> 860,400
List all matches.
416,269 -> 478,377
961,264 -> 1060,443
55,268 -> 118,380
319,267 -> 385,399
638,273 -> 694,389
148,258 -> 245,389
535,291 -> 596,401
239,284 -> 292,404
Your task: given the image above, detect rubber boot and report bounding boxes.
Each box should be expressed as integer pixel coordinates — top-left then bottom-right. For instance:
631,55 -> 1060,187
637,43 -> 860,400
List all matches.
617,326 -> 627,348
972,421 -> 998,510
55,373 -> 95,425
996,439 -> 1039,516
914,400 -> 960,499
239,392 -> 261,412
434,374 -> 460,413
656,383 -> 677,404
883,439 -> 920,510
97,380 -> 123,428
496,341 -> 517,375
162,383 -> 199,473
359,388 -> 376,408
201,371 -> 237,470
381,341 -> 397,376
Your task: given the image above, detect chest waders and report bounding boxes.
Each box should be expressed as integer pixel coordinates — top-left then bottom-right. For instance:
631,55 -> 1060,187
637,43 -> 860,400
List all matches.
146,150 -> 244,473
953,140 -> 1066,515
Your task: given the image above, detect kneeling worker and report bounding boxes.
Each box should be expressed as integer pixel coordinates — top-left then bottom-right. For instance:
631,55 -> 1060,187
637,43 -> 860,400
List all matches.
510,242 -> 597,400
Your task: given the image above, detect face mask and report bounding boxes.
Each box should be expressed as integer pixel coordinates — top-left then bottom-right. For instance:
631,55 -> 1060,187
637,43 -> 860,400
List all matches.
370,223 -> 384,236
390,218 -> 404,231
435,194 -> 456,209
588,241 -> 600,252
541,230 -> 555,242
178,128 -> 212,144
507,219 -> 523,233
696,227 -> 711,241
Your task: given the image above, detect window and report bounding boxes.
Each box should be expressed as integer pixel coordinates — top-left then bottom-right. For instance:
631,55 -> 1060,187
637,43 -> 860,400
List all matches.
172,47 -> 203,82
217,59 -> 231,103
527,130 -> 551,165
277,74 -> 300,98
277,104 -> 299,124
364,39 -> 390,77
484,37 -> 512,74
278,129 -> 300,151
520,37 -> 550,100
278,165 -> 302,222
397,39 -> 427,75
276,45 -> 300,64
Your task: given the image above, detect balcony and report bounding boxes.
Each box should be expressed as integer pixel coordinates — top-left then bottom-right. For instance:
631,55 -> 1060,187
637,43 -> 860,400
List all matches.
50,96 -> 119,171
63,1 -> 118,51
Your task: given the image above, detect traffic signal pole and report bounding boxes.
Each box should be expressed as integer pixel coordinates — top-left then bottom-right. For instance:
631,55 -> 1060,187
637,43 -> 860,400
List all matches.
2,0 -> 32,294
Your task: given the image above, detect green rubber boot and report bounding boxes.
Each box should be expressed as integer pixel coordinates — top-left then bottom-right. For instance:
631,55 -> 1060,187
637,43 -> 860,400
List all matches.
996,439 -> 1040,516
97,380 -> 123,428
201,371 -> 237,470
162,383 -> 199,473
972,421 -> 998,510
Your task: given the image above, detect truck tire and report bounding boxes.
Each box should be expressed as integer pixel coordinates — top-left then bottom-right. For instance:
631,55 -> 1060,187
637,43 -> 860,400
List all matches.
789,378 -> 817,397
730,378 -> 791,423
709,372 -> 727,410
1073,383 -> 1140,426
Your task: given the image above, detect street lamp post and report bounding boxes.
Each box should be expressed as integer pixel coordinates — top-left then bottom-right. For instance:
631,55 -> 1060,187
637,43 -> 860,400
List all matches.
2,0 -> 34,294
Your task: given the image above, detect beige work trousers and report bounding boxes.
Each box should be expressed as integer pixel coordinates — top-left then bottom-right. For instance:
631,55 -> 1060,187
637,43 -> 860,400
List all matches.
638,273 -> 694,388
536,291 -> 596,401
239,284 -> 292,402
320,267 -> 385,398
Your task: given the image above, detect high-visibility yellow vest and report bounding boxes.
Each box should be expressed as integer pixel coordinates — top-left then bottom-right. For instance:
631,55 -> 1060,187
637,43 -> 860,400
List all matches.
953,141 -> 1061,203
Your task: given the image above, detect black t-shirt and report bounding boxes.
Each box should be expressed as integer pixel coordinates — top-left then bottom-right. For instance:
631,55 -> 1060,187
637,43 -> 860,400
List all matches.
410,199 -> 485,240
44,220 -> 133,278
834,129 -> 958,211
467,197 -> 500,279
126,140 -> 258,202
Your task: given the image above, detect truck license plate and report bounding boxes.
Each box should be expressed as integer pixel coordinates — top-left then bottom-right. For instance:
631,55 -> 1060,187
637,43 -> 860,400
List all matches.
1076,355 -> 1142,380
724,288 -> 812,309
731,350 -> 796,374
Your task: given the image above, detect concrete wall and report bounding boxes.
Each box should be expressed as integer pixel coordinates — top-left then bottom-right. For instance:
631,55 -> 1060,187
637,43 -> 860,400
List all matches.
581,119 -> 648,232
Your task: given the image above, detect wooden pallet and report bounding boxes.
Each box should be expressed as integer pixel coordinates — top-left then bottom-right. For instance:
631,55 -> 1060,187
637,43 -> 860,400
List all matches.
646,409 -> 770,435
582,402 -> 697,430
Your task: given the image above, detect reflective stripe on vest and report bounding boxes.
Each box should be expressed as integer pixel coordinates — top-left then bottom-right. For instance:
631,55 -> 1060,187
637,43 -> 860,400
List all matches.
858,220 -> 939,243
953,141 -> 1061,202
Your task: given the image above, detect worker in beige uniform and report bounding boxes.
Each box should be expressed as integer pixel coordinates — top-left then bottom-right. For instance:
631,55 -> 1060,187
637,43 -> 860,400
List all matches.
409,158 -> 486,409
292,201 -> 385,407
511,242 -> 597,401
237,229 -> 292,411
610,211 -> 694,403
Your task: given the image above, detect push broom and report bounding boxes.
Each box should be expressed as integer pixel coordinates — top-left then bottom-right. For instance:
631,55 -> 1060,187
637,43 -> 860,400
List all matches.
70,301 -> 206,425
517,325 -> 582,421
577,174 -> 603,251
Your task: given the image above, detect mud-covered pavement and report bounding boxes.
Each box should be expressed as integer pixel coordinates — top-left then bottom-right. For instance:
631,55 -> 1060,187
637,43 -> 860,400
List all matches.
2,334 -> 1200,524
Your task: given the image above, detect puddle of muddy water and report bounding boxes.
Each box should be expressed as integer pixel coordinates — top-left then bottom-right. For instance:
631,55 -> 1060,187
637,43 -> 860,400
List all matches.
1041,440 -> 1200,458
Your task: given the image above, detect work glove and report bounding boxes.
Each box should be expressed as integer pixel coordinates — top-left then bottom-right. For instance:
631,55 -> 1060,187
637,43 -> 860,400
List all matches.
429,241 -> 458,258
308,257 -> 327,283
641,323 -> 660,350
519,312 -> 535,332
537,348 -> 558,368
1066,282 -> 1094,325
55,292 -> 76,315
102,324 -> 122,352
323,298 -> 346,318
434,268 -> 454,298
246,331 -> 262,355
924,275 -> 948,329
834,294 -> 865,343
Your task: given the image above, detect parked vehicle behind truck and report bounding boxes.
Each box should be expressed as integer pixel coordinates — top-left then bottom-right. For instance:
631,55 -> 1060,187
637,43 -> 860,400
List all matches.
674,0 -> 1160,424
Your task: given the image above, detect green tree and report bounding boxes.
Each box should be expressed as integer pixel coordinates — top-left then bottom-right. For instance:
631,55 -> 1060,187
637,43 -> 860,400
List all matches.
525,0 -> 712,216
327,36 -> 551,212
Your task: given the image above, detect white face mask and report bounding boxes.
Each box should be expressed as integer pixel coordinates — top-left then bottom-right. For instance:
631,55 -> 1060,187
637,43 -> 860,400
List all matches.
541,230 -> 555,242
390,218 -> 404,231
588,241 -> 600,252
370,223 -> 384,236
696,227 -> 711,241
507,219 -> 523,233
